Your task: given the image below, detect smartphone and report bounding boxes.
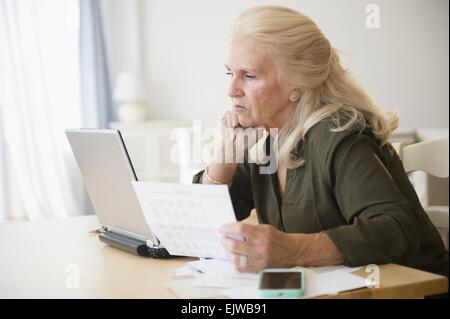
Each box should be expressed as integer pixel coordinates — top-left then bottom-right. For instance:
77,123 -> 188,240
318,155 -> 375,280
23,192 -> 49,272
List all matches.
258,268 -> 305,298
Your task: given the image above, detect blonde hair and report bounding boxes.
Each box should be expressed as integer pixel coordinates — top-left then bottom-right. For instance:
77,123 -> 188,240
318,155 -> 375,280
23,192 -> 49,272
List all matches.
233,6 -> 399,168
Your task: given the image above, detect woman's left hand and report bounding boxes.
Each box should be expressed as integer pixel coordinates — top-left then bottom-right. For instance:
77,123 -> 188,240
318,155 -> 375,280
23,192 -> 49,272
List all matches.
219,222 -> 302,272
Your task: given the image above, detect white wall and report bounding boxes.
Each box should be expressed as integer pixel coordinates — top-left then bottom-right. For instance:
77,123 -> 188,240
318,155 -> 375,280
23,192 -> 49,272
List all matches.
101,0 -> 143,89
107,0 -> 449,129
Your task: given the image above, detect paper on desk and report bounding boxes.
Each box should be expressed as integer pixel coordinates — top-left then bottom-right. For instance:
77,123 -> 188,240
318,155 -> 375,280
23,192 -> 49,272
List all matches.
175,264 -> 199,277
166,279 -> 224,299
172,259 -> 369,298
187,258 -> 259,288
303,268 -> 368,297
219,267 -> 368,299
187,258 -> 238,275
132,182 -> 236,259
308,265 -> 365,274
173,259 -> 258,291
192,274 -> 259,289
184,259 -> 367,295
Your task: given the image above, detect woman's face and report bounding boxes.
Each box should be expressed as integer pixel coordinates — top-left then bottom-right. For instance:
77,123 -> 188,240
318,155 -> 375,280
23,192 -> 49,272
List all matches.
225,37 -> 296,129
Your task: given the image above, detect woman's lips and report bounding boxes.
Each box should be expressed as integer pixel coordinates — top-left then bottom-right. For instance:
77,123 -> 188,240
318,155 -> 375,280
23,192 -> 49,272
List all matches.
233,105 -> 247,112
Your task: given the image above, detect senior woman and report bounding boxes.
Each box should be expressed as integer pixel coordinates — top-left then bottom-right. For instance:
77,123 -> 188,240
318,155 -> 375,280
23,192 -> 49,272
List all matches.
193,6 -> 448,276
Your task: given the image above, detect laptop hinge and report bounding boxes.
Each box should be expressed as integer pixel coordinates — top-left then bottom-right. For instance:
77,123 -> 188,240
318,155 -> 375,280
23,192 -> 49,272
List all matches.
102,226 -> 163,248
105,226 -> 153,245
99,228 -> 172,258
99,229 -> 150,257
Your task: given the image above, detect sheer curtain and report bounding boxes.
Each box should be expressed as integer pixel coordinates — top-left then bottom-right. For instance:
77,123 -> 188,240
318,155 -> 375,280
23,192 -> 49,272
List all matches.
78,0 -> 114,215
80,0 -> 114,129
0,0 -> 84,220
0,107 -> 6,218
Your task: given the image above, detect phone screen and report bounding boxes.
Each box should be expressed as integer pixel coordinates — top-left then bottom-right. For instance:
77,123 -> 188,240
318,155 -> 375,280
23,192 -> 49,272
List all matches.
260,271 -> 302,289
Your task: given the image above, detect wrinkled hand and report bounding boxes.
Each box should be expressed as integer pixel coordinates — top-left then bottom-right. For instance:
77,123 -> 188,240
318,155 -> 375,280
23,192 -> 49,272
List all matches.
216,111 -> 266,164
219,222 -> 300,273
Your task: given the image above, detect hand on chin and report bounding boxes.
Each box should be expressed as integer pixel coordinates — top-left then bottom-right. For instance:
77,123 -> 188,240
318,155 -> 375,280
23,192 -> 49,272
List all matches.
236,115 -> 260,129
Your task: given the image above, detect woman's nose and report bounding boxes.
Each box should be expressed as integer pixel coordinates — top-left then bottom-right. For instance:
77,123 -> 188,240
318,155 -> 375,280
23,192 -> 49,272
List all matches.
228,78 -> 244,98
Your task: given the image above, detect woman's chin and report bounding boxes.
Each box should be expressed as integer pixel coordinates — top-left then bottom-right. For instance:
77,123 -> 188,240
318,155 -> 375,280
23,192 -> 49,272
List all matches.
237,116 -> 259,128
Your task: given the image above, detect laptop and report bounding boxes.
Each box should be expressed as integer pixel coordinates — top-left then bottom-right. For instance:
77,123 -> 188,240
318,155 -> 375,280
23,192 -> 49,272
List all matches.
65,129 -> 172,258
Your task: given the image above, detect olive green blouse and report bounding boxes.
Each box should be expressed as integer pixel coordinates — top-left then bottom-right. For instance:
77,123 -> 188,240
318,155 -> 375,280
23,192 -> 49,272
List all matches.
193,119 -> 448,276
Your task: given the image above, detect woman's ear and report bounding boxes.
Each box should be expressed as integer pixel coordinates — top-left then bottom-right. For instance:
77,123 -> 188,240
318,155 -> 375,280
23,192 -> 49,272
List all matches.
289,89 -> 301,102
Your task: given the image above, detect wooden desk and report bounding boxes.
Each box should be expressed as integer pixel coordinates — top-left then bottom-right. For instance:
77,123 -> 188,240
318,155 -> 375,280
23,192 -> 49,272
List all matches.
0,216 -> 447,298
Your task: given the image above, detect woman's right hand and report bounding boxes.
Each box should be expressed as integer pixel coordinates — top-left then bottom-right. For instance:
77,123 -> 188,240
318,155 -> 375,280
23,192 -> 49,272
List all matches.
218,110 -> 266,163
202,110 -> 265,185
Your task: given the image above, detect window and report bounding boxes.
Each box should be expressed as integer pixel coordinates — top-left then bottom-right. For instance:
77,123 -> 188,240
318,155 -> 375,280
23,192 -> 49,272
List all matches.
0,0 -> 83,219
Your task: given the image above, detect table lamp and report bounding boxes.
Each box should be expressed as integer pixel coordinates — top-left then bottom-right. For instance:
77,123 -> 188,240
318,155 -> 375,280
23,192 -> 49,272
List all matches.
113,72 -> 147,123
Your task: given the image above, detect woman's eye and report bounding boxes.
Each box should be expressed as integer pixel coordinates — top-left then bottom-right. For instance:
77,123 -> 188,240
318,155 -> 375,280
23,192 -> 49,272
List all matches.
225,71 -> 255,79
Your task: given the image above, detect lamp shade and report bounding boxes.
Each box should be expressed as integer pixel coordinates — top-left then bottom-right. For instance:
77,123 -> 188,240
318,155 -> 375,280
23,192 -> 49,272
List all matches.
113,72 -> 145,102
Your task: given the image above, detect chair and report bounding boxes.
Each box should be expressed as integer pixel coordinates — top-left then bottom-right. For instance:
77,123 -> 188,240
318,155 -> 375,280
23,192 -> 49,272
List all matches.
392,138 -> 449,250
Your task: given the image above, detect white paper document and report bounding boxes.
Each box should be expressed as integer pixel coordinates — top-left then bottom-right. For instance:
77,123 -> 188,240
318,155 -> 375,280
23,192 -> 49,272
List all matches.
132,182 -> 236,259
173,259 -> 369,299
219,267 -> 369,299
166,279 -> 224,299
187,259 -> 259,289
187,258 -> 239,275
